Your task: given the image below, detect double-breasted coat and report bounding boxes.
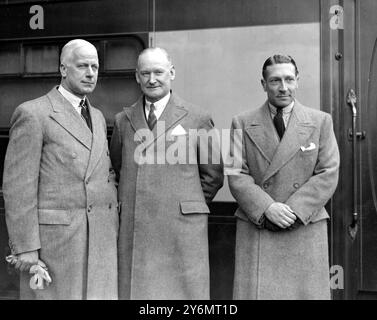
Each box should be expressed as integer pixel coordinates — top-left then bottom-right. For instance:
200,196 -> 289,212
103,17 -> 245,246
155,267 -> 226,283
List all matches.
110,93 -> 224,300
3,87 -> 119,299
228,101 -> 340,299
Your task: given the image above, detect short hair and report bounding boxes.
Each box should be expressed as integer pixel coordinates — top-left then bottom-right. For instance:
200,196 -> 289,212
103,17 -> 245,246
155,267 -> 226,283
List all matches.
137,47 -> 173,69
60,39 -> 97,65
262,54 -> 299,80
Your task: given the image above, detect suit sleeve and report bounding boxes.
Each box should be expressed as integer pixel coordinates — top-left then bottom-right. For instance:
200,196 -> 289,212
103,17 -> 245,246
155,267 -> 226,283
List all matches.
3,105 -> 42,254
197,115 -> 224,203
227,116 -> 275,225
285,114 -> 340,225
109,114 -> 123,182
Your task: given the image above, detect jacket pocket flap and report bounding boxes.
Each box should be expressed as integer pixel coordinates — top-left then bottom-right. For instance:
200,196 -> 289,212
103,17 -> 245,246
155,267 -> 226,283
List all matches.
180,201 -> 210,215
38,209 -> 71,225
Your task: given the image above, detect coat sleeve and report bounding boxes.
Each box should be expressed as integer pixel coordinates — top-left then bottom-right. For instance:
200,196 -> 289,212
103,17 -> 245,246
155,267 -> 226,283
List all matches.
109,114 -> 123,183
285,113 -> 340,225
197,115 -> 224,204
3,105 -> 43,254
227,116 -> 275,225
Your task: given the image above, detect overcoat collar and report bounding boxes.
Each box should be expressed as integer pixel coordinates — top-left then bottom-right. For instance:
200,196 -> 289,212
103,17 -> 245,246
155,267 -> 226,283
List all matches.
245,100 -> 316,182
123,92 -> 188,150
47,86 -> 104,178
47,86 -> 93,150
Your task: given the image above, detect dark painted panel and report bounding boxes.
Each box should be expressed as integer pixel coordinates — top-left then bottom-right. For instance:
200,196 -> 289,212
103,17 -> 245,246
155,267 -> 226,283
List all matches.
0,0 -> 149,40
359,0 -> 377,294
155,0 -> 319,31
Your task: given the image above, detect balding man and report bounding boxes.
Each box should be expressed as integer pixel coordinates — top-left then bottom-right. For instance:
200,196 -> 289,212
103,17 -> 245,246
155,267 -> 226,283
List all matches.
3,39 -> 119,299
110,47 -> 224,299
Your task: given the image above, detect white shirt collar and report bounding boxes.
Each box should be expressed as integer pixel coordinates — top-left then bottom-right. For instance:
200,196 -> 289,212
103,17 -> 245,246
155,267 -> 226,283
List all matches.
268,100 -> 295,115
145,92 -> 171,120
58,85 -> 86,114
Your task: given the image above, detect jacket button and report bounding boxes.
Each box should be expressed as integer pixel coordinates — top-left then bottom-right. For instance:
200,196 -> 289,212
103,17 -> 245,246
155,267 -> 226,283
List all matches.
293,183 -> 300,189
88,205 -> 92,212
85,179 -> 89,185
263,182 -> 269,189
72,152 -> 77,159
109,203 -> 112,209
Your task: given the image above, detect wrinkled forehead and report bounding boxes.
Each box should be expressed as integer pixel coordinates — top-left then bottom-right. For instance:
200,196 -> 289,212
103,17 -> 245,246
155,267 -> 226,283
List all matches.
71,45 -> 98,60
138,51 -> 171,69
265,63 -> 297,78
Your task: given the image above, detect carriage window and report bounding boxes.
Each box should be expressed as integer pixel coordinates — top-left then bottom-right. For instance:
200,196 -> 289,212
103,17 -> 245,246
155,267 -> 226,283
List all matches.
104,38 -> 143,71
0,44 -> 20,75
24,44 -> 60,74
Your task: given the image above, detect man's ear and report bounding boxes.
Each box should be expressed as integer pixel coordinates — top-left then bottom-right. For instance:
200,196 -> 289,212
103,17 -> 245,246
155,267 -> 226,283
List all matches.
60,63 -> 67,78
296,75 -> 300,88
170,65 -> 176,80
261,79 -> 267,92
135,71 -> 140,84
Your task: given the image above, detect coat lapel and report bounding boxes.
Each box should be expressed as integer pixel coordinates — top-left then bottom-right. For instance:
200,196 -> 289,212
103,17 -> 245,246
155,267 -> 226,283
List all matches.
125,93 -> 188,151
47,87 -> 92,150
244,102 -> 279,163
263,101 -> 316,181
85,102 -> 105,179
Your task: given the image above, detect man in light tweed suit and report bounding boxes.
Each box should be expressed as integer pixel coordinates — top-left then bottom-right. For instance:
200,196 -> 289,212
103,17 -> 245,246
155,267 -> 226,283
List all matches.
228,55 -> 340,299
3,39 -> 119,299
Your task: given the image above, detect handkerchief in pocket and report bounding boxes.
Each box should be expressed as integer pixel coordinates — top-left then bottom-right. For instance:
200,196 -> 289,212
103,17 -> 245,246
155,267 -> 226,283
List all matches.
171,124 -> 187,136
300,142 -> 316,152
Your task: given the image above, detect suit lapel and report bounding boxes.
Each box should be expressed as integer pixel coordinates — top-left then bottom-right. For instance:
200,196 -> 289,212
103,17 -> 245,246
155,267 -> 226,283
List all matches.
244,102 -> 279,163
125,94 -> 188,151
263,101 -> 316,181
47,87 -> 92,150
85,102 -> 105,179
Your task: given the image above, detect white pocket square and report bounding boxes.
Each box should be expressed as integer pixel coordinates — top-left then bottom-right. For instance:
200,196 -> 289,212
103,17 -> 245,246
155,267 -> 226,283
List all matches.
300,142 -> 316,152
171,124 -> 187,136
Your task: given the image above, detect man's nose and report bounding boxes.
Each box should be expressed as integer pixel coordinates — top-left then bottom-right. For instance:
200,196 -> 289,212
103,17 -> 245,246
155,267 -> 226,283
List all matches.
279,80 -> 288,91
86,67 -> 95,77
148,73 -> 157,83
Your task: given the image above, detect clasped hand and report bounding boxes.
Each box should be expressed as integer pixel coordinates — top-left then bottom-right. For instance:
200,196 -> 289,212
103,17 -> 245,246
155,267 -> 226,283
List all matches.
265,202 -> 296,229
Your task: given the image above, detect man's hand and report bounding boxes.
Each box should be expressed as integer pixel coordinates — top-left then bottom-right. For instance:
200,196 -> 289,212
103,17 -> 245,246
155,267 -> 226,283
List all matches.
15,250 -> 39,272
265,202 -> 296,229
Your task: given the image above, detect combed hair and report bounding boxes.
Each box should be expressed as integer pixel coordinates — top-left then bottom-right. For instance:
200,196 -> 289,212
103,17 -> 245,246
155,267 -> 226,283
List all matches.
262,54 -> 299,80
137,47 -> 173,69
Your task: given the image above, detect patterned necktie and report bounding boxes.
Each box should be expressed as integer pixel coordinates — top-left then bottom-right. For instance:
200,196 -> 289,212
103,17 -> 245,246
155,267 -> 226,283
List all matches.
147,103 -> 157,130
273,108 -> 285,139
80,99 -> 92,132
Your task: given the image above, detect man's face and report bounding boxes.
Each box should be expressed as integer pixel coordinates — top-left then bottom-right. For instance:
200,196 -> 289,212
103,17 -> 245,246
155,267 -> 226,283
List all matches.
60,45 -> 99,97
261,63 -> 299,108
135,51 -> 175,102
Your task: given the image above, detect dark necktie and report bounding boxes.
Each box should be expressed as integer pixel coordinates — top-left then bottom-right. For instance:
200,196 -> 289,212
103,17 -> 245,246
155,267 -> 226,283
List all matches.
80,99 -> 92,132
147,103 -> 157,130
273,108 -> 285,139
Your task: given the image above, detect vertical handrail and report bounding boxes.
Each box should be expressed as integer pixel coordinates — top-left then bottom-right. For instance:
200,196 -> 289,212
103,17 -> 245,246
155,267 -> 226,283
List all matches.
347,89 -> 358,240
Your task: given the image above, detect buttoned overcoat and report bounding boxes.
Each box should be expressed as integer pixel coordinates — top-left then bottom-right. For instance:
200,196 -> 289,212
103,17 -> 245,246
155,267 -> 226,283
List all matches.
228,101 -> 340,299
110,93 -> 224,299
3,87 -> 119,299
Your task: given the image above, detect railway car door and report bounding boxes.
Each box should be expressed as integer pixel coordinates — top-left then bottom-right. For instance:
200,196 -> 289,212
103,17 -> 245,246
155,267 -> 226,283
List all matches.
334,0 -> 377,299
352,0 -> 377,299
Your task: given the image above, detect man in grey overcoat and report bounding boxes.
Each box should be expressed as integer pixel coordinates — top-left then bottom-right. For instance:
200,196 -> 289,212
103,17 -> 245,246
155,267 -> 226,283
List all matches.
110,47 -> 224,299
228,54 -> 340,299
3,39 -> 119,299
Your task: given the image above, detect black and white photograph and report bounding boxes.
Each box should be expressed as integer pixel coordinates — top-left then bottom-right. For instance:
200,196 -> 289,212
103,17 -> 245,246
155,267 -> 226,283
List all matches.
0,0 -> 375,312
